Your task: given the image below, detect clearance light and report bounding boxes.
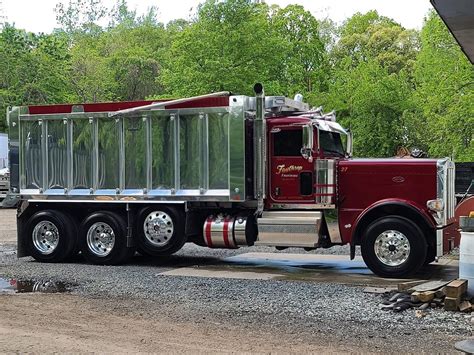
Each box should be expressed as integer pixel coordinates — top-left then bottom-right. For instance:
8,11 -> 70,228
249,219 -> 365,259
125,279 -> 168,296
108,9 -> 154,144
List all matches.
427,199 -> 444,212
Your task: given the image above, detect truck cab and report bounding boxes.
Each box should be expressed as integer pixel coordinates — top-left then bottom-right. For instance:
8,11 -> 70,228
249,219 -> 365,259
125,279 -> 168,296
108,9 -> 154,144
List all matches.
267,115 -> 349,207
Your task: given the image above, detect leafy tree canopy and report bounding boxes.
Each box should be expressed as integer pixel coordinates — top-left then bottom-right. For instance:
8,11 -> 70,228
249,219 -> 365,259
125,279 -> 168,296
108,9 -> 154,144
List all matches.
0,1 -> 472,161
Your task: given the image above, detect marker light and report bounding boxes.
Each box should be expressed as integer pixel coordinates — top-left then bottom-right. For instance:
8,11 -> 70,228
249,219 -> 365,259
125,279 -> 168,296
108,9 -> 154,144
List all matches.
427,199 -> 444,212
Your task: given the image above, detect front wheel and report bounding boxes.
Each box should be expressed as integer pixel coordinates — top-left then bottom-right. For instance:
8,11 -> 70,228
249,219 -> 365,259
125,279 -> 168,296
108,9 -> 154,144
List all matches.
361,216 -> 427,278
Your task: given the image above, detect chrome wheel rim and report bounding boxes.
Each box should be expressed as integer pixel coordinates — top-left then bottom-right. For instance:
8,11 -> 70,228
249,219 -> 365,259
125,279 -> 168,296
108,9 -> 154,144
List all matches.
143,211 -> 174,247
32,221 -> 59,255
86,222 -> 115,257
374,230 -> 411,267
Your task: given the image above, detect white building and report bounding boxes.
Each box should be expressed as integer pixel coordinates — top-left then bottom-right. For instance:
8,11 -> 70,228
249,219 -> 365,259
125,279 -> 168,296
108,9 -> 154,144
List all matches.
0,133 -> 8,169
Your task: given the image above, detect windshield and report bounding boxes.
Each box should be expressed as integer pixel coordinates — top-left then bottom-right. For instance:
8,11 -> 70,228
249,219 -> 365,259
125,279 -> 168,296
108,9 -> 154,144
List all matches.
319,130 -> 345,157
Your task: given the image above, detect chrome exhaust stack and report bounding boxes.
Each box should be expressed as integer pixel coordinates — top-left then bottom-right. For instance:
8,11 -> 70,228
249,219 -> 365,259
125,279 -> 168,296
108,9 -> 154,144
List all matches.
253,83 -> 266,214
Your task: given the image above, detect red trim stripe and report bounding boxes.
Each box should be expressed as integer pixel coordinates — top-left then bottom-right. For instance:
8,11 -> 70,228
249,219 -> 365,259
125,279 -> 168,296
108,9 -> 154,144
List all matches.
205,218 -> 213,247
27,97 -> 230,115
222,218 -> 230,248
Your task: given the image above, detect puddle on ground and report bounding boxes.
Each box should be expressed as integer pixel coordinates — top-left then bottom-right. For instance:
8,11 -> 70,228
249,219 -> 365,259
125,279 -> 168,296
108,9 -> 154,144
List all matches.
0,278 -> 74,294
224,256 -> 372,275
215,254 -> 458,285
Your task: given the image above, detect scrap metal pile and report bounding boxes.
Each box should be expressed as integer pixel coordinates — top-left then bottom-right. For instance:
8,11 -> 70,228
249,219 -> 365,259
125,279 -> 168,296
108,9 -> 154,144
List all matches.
380,279 -> 473,315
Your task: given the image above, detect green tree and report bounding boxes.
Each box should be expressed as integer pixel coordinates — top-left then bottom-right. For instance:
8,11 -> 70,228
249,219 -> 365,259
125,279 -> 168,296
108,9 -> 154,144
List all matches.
104,3 -> 167,100
322,11 -> 420,157
333,11 -> 419,75
270,4 -> 328,99
413,10 -> 473,161
160,0 -> 286,96
69,36 -> 116,102
0,0 -> 471,165
0,25 -> 72,130
325,59 -> 413,157
55,0 -> 107,35
63,1 -> 167,102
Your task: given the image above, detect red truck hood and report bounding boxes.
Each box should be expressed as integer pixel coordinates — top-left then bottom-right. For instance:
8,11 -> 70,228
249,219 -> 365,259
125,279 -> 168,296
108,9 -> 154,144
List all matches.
341,158 -> 439,165
337,158 -> 438,212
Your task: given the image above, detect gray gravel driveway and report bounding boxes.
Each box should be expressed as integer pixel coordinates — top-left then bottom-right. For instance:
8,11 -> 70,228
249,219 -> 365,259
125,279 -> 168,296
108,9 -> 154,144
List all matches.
0,208 -> 472,353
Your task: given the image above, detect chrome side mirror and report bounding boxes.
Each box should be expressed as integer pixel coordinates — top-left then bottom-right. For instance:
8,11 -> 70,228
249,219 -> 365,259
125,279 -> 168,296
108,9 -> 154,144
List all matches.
301,124 -> 313,161
346,129 -> 353,157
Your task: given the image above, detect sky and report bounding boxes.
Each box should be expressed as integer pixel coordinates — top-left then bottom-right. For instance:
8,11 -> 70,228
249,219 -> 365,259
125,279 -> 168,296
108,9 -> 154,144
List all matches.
1,0 -> 434,34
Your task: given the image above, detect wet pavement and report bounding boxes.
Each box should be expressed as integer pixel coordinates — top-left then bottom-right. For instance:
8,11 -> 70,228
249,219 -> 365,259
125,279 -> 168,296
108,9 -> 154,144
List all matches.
0,278 -> 74,294
161,252 -> 460,286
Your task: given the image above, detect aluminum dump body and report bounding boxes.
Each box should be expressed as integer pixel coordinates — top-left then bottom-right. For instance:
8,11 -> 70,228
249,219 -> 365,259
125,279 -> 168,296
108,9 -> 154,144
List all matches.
8,96 -> 248,202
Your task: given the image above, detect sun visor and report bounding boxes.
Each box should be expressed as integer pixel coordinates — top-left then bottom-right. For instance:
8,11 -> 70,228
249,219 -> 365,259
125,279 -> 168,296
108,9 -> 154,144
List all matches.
313,119 -> 347,135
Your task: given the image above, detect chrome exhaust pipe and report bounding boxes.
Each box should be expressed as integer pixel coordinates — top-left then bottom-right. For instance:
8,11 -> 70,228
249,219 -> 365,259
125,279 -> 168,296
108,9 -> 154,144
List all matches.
253,83 -> 266,212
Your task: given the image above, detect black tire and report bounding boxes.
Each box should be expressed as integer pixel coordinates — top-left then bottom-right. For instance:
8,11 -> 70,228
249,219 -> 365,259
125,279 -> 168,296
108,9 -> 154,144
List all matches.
79,211 -> 134,265
25,210 -> 78,263
135,206 -> 186,257
361,216 -> 427,278
424,246 -> 436,265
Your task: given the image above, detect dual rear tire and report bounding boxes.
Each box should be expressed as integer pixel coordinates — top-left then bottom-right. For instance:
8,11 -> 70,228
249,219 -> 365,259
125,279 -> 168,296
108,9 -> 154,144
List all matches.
25,210 -> 78,263
135,206 -> 186,257
25,206 -> 185,264
79,211 -> 135,265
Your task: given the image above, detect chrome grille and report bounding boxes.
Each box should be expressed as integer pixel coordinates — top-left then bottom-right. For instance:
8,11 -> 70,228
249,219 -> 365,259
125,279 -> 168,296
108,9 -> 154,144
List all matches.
445,160 -> 455,220
437,158 -> 456,226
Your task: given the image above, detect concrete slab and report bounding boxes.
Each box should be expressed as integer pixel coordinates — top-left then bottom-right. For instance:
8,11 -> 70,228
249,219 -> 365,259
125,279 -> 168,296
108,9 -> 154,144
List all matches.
160,267 -> 282,280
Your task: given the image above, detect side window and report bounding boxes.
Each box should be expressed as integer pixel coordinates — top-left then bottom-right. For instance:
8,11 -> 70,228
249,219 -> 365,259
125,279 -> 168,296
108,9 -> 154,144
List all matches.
273,129 -> 302,156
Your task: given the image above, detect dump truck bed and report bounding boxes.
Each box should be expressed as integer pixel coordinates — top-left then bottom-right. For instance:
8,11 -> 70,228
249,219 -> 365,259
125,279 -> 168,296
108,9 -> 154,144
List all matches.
8,95 -> 248,202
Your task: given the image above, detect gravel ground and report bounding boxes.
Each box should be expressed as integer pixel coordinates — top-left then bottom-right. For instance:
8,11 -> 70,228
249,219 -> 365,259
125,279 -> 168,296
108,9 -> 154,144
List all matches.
1,243 -> 473,352
0,208 -> 472,353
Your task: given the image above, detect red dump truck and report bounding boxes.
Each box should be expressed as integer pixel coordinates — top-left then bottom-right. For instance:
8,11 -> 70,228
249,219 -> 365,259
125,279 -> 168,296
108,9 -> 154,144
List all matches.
6,84 -> 456,277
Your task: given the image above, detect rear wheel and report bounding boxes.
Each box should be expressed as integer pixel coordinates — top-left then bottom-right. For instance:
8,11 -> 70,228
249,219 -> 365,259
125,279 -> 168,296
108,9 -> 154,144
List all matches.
135,206 -> 186,257
26,210 -> 77,263
361,216 -> 427,278
79,211 -> 134,265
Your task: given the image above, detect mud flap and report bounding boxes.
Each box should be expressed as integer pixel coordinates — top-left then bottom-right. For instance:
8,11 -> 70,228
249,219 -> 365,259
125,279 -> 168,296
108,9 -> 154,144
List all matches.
350,243 -> 356,260
17,210 -> 27,258
126,204 -> 135,248
1,193 -> 20,208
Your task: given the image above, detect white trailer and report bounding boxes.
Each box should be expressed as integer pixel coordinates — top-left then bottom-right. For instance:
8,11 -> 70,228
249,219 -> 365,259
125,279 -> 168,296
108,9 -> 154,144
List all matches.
0,133 -> 8,168
0,132 -> 9,198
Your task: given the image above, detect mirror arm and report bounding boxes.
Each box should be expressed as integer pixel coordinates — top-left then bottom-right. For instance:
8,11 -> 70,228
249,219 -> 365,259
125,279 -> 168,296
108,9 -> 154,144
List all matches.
300,147 -> 313,162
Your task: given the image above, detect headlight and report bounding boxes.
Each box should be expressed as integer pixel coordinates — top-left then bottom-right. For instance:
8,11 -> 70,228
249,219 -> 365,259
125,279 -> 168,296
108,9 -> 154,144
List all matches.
427,199 -> 444,212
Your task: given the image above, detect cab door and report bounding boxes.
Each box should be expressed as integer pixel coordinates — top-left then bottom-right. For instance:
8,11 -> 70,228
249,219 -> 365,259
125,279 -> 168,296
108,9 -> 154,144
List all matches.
269,126 -> 314,204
